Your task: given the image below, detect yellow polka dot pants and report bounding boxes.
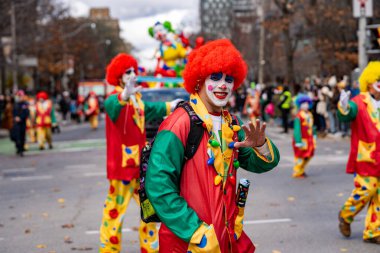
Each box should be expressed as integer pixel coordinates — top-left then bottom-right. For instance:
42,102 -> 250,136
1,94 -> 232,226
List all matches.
340,174 -> 380,240
99,179 -> 159,253
292,157 -> 311,177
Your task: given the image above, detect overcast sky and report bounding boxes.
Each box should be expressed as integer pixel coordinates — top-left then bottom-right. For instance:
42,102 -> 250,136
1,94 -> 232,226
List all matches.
60,0 -> 199,69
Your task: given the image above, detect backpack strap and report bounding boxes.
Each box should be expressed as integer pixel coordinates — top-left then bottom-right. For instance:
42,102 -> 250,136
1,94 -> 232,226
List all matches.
177,102 -> 204,161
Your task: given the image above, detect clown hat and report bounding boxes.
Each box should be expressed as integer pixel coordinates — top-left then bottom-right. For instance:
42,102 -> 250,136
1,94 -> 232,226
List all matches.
183,39 -> 247,94
106,54 -> 138,86
359,61 -> 380,92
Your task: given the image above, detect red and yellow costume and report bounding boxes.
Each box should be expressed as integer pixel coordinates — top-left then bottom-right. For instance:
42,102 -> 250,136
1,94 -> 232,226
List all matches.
292,95 -> 315,178
85,91 -> 100,130
145,40 -> 280,253
338,61 -> 380,241
100,54 -> 171,253
35,91 -> 56,149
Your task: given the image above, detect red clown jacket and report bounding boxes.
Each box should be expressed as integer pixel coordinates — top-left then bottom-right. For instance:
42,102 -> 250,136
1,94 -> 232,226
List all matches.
292,110 -> 315,158
146,106 -> 280,253
105,92 -> 170,181
338,92 -> 380,177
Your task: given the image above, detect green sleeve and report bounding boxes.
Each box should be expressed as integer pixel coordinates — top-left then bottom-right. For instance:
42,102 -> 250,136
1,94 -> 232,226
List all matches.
144,101 -> 169,122
84,103 -> 89,111
50,106 -> 57,124
337,101 -> 358,122
293,118 -> 302,144
104,94 -> 124,122
237,117 -> 280,173
146,130 -> 202,242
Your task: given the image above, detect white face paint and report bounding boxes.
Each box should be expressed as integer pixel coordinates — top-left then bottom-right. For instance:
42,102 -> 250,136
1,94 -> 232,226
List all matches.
205,73 -> 234,107
300,102 -> 309,111
153,23 -> 167,42
121,67 -> 136,89
373,81 -> 380,93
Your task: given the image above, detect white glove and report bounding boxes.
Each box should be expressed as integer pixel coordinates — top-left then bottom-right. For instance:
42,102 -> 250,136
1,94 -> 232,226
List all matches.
120,75 -> 140,101
295,142 -> 305,148
339,90 -> 351,111
170,98 -> 184,111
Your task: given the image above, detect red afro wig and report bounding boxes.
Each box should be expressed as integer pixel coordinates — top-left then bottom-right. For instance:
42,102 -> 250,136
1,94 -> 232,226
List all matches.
36,91 -> 49,100
106,53 -> 138,86
183,39 -> 247,94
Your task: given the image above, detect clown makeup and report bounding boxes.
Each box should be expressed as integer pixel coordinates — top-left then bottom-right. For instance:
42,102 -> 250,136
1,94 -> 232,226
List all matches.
204,72 -> 234,108
300,102 -> 309,111
373,81 -> 380,93
121,67 -> 136,89
153,23 -> 167,42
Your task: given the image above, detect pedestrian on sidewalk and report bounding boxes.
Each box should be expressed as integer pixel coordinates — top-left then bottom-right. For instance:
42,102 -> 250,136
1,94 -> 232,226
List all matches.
337,61 -> 380,244
292,94 -> 315,178
279,86 -> 292,133
145,39 -> 280,253
10,90 -> 29,156
99,53 -> 181,253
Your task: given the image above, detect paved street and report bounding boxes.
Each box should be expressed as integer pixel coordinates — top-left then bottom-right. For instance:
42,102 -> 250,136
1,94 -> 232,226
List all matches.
0,119 -> 378,253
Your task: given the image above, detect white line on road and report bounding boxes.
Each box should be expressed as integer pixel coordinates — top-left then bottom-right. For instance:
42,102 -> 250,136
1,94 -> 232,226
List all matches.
86,228 -> 132,235
83,172 -> 106,177
244,218 -> 292,225
2,167 -> 36,174
85,218 -> 291,236
10,175 -> 53,181
65,164 -> 97,170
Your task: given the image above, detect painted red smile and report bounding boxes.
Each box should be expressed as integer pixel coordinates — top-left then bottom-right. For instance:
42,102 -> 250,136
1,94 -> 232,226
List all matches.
214,92 -> 228,99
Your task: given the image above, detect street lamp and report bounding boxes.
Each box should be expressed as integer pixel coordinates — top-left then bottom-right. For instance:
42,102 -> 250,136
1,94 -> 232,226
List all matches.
61,22 -> 97,91
10,0 -> 35,93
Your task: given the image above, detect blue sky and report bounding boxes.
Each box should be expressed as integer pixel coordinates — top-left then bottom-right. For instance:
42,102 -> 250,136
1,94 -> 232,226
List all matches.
60,0 -> 200,69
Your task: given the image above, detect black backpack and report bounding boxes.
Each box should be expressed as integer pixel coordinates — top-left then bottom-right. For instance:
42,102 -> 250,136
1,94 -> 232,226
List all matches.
139,101 -> 204,223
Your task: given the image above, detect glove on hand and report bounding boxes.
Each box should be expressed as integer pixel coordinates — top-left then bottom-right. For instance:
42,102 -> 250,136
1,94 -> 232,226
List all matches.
339,90 -> 351,111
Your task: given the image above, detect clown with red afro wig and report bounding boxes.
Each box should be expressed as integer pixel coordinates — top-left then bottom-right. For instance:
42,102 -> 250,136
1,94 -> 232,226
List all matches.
106,53 -> 138,87
183,39 -> 247,94
144,39 -> 280,253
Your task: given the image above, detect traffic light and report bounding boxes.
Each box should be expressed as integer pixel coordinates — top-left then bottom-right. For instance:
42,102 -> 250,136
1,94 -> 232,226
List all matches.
366,24 -> 380,54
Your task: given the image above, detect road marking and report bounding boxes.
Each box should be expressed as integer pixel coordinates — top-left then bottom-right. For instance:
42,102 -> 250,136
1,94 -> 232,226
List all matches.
3,167 -> 36,174
244,218 -> 292,225
86,228 -> 132,235
65,164 -> 97,170
83,172 -> 106,177
85,219 -> 291,236
10,175 -> 53,181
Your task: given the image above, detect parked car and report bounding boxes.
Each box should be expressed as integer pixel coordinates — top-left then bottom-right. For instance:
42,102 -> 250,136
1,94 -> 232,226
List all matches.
141,88 -> 190,139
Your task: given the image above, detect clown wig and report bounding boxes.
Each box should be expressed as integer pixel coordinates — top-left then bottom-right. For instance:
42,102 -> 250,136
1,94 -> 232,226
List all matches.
183,39 -> 247,94
106,53 -> 138,86
36,91 -> 49,100
295,94 -> 312,109
359,61 -> 380,92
